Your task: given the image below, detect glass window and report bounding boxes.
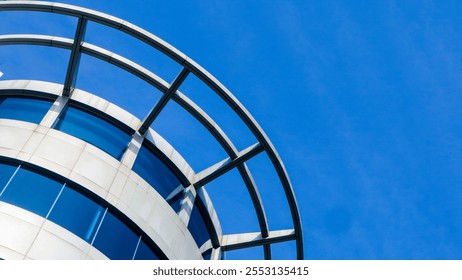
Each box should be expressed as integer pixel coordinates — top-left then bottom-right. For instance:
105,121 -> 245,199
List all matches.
53,105 -> 131,159
0,163 -> 166,260
92,210 -> 139,260
133,238 -> 160,260
0,167 -> 63,217
0,96 -> 52,123
0,163 -> 18,194
188,202 -> 211,248
167,192 -> 183,213
132,144 -> 181,199
202,249 -> 212,260
48,186 -> 105,242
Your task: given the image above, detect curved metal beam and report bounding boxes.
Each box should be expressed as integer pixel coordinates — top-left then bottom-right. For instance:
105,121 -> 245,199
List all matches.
0,34 -> 273,246
0,2 -> 303,258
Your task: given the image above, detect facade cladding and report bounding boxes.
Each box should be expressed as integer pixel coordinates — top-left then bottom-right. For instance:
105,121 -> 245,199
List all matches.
0,2 -> 303,260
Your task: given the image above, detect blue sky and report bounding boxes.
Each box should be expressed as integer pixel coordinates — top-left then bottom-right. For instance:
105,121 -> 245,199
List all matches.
2,0 -> 462,259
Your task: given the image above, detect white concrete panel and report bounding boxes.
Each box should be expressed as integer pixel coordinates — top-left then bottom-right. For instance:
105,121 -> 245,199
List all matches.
27,229 -> 87,260
0,80 -> 30,90
34,125 -> 50,135
108,171 -> 128,199
175,234 -> 203,260
83,144 -> 120,169
27,154 -> 72,178
72,90 -> 109,113
129,184 -> 154,221
41,221 -> 90,253
20,129 -> 46,156
0,147 -> 19,159
0,245 -> 25,260
112,175 -> 201,259
0,208 -> 42,255
119,176 -> 137,205
24,80 -> 63,96
0,122 -> 34,152
72,148 -> 118,191
86,247 -> 109,260
34,134 -> 84,171
0,203 -> 44,227
67,171 -> 108,199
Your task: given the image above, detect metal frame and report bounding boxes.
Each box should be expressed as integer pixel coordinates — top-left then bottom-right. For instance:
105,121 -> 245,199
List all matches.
0,1 -> 303,259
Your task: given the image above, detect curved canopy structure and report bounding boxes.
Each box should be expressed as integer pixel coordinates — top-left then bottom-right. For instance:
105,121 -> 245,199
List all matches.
0,1 -> 303,259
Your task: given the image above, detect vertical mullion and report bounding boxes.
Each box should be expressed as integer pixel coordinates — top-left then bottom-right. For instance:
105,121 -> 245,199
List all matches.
90,207 -> 108,246
0,165 -> 21,197
132,235 -> 142,260
45,183 -> 66,219
63,17 -> 87,96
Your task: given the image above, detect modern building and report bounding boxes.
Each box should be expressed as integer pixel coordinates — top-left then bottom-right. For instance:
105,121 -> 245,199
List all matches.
0,1 -> 303,260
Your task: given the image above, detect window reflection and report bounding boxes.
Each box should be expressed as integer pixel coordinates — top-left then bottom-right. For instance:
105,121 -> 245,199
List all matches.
0,96 -> 52,123
0,167 -> 63,217
53,105 -> 131,159
133,238 -> 160,260
133,143 -> 182,201
48,186 -> 105,242
188,201 -> 211,248
92,210 -> 139,260
0,163 -> 17,195
0,162 -> 163,260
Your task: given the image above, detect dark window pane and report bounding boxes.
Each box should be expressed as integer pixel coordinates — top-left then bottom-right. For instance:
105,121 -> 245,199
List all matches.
0,96 -> 52,123
0,163 -> 17,193
188,202 -> 210,248
93,210 -> 139,260
53,106 -> 131,159
48,186 -> 105,242
0,167 -> 63,217
132,144 -> 181,198
134,238 -> 160,260
202,249 -> 212,260
167,192 -> 183,213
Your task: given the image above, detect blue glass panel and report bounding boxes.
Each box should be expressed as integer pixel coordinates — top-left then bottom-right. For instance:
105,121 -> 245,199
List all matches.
0,167 -> 63,217
132,144 -> 181,198
134,238 -> 160,260
0,163 -> 17,193
188,202 -> 210,247
167,193 -> 183,213
202,249 -> 212,260
93,210 -> 139,260
48,186 -> 105,242
53,106 -> 131,159
0,96 -> 52,123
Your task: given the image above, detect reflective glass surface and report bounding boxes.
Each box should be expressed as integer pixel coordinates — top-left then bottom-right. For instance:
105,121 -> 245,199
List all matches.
53,106 -> 131,159
0,168 -> 63,217
188,202 -> 211,247
134,238 -> 160,260
202,249 -> 212,260
48,186 -> 105,242
0,162 -> 164,260
0,163 -> 17,193
0,96 -> 52,123
132,144 -> 181,198
167,192 -> 183,213
92,210 -> 140,260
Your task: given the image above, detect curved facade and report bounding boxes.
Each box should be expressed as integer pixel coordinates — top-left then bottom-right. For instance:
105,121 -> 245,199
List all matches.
0,1 -> 303,260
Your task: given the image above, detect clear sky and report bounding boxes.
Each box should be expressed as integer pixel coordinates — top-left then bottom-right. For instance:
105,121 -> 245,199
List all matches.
1,0 -> 462,260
